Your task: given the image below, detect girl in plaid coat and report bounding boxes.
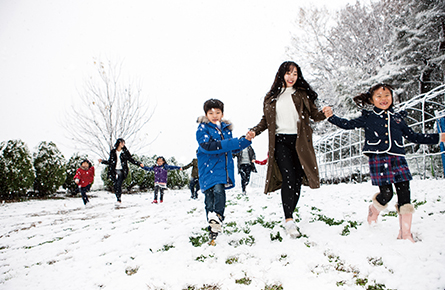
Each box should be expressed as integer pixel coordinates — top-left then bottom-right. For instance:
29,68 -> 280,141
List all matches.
323,84 -> 445,243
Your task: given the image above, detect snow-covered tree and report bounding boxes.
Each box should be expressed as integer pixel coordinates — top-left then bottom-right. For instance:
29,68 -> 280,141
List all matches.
64,58 -> 155,157
33,141 -> 66,196
0,140 -> 34,199
383,0 -> 445,101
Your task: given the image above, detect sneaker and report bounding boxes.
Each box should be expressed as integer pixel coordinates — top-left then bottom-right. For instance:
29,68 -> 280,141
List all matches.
115,201 -> 122,207
160,200 -> 163,204
208,212 -> 222,233
209,231 -> 218,245
85,202 -> 92,208
284,220 -> 301,238
152,200 -> 158,204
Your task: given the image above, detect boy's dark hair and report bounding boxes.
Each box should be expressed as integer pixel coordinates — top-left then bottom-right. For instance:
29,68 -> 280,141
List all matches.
203,99 -> 224,114
353,83 -> 394,108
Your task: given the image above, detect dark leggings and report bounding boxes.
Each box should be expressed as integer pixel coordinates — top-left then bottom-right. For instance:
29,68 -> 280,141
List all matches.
377,181 -> 411,208
275,134 -> 304,219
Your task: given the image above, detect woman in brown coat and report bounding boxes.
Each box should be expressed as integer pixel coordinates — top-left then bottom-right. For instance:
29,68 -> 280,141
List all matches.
247,61 -> 326,238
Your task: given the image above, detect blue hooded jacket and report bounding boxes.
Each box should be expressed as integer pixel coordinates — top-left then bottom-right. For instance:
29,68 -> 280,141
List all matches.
196,116 -> 251,191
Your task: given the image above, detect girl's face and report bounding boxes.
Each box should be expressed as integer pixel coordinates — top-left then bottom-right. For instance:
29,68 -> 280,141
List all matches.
156,158 -> 165,166
284,66 -> 298,87
206,108 -> 224,125
370,87 -> 392,110
80,162 -> 90,170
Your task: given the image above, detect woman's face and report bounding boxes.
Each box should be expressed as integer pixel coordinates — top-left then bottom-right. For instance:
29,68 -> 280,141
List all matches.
284,66 -> 298,87
370,87 -> 392,110
118,141 -> 125,150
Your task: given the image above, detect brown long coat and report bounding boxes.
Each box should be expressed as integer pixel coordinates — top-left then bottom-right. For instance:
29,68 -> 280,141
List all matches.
251,88 -> 326,194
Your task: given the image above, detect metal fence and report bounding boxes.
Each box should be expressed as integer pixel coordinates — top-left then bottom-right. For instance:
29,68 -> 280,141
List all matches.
314,85 -> 445,184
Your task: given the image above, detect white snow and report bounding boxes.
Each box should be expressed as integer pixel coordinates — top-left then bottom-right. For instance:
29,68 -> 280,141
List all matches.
1,179 -> 444,289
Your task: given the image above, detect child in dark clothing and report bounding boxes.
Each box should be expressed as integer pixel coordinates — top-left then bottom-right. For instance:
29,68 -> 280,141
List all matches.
74,159 -> 95,207
182,157 -> 200,199
142,156 -> 182,204
323,83 -> 445,242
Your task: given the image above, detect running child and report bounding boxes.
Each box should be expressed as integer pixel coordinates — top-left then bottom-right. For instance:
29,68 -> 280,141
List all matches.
74,159 -> 95,207
196,98 -> 253,244
142,156 -> 182,204
323,83 -> 445,242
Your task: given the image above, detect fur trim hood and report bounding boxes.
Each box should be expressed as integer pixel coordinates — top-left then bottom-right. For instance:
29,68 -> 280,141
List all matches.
196,116 -> 233,131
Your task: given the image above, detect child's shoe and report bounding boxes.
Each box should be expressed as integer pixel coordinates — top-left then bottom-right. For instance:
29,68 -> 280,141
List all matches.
284,220 -> 301,238
160,200 -> 163,204
367,193 -> 388,224
152,200 -> 158,204
208,231 -> 218,246
208,211 -> 222,233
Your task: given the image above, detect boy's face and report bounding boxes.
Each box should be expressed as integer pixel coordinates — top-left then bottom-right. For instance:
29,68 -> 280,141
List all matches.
81,162 -> 90,170
206,108 -> 223,125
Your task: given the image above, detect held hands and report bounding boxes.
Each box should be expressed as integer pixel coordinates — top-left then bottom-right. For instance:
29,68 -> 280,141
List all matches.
245,130 -> 255,141
440,133 -> 445,143
322,106 -> 333,118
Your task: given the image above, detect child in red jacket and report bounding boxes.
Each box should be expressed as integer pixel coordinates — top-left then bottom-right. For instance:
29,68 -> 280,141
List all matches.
74,159 -> 95,206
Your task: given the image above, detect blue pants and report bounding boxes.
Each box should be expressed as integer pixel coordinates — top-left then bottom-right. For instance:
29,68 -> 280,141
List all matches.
189,178 -> 200,198
203,183 -> 226,221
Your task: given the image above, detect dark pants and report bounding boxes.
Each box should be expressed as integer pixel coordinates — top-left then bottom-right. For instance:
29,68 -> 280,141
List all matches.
377,181 -> 411,208
275,134 -> 304,220
203,183 -> 226,221
239,164 -> 252,192
189,177 -> 200,198
113,169 -> 125,202
75,184 -> 91,205
154,185 -> 166,201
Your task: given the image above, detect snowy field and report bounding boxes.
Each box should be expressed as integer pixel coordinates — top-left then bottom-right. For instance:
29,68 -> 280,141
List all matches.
1,179 -> 444,290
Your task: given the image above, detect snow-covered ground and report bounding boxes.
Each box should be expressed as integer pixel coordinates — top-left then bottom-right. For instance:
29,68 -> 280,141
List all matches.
1,179 -> 444,290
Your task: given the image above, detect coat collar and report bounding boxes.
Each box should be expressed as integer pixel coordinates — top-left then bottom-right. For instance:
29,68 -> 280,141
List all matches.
373,107 -> 395,115
196,116 -> 233,131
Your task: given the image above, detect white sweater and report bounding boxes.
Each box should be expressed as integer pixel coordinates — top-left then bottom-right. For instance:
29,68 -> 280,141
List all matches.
275,87 -> 299,134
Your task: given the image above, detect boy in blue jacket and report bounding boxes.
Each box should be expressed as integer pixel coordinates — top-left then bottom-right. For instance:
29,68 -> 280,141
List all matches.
196,99 -> 252,244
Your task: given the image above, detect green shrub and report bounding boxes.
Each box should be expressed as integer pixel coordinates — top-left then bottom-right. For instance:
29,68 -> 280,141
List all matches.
33,141 -> 66,196
0,140 -> 35,199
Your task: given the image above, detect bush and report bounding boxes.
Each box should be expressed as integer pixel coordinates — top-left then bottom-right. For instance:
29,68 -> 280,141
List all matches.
33,141 -> 66,196
0,140 -> 35,200
62,153 -> 90,195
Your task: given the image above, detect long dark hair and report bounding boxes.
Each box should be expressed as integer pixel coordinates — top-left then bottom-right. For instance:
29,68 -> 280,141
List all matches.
266,61 -> 318,102
353,83 -> 394,108
114,138 -> 126,149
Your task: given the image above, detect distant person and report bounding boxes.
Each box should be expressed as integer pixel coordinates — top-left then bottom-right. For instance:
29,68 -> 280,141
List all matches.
182,157 -> 200,199
233,143 -> 257,194
323,83 -> 445,243
196,99 -> 252,244
74,159 -> 95,207
99,138 -> 143,206
247,61 -> 326,238
142,156 -> 182,204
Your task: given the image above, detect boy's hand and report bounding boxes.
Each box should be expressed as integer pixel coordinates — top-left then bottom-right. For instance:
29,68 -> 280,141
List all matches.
246,131 -> 255,141
322,106 -> 333,118
440,133 -> 445,143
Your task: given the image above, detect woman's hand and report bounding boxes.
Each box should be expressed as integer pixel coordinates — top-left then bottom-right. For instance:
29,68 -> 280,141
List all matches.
322,106 -> 333,118
440,133 -> 445,143
246,131 -> 255,141
98,159 -> 102,163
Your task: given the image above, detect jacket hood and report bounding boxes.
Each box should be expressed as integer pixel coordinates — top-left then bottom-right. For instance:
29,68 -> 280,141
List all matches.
196,116 -> 233,131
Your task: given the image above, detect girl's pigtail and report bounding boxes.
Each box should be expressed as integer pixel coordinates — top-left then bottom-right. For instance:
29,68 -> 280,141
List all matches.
353,92 -> 372,108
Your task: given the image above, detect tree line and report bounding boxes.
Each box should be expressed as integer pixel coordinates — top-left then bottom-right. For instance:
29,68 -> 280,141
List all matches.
0,140 -> 189,201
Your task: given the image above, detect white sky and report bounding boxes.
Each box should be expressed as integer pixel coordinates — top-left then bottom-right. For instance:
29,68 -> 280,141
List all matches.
0,0 -> 353,164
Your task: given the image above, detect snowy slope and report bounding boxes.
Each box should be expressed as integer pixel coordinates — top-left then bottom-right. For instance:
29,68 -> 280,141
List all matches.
1,179 -> 444,290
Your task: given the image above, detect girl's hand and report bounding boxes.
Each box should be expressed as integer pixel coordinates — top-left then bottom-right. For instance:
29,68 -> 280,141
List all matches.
440,133 -> 445,143
246,130 -> 255,141
322,106 -> 333,118
140,163 -> 144,167
180,168 -> 183,171
98,159 -> 102,163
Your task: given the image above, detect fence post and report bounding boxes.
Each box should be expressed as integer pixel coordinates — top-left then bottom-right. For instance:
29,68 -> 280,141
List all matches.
436,110 -> 445,176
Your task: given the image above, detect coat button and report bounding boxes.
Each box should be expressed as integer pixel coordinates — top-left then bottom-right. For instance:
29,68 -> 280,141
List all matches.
385,125 -> 388,127
385,133 -> 388,135
385,141 -> 388,144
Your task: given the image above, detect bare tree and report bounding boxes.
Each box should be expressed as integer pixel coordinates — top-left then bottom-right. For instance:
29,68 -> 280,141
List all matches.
65,59 -> 155,157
